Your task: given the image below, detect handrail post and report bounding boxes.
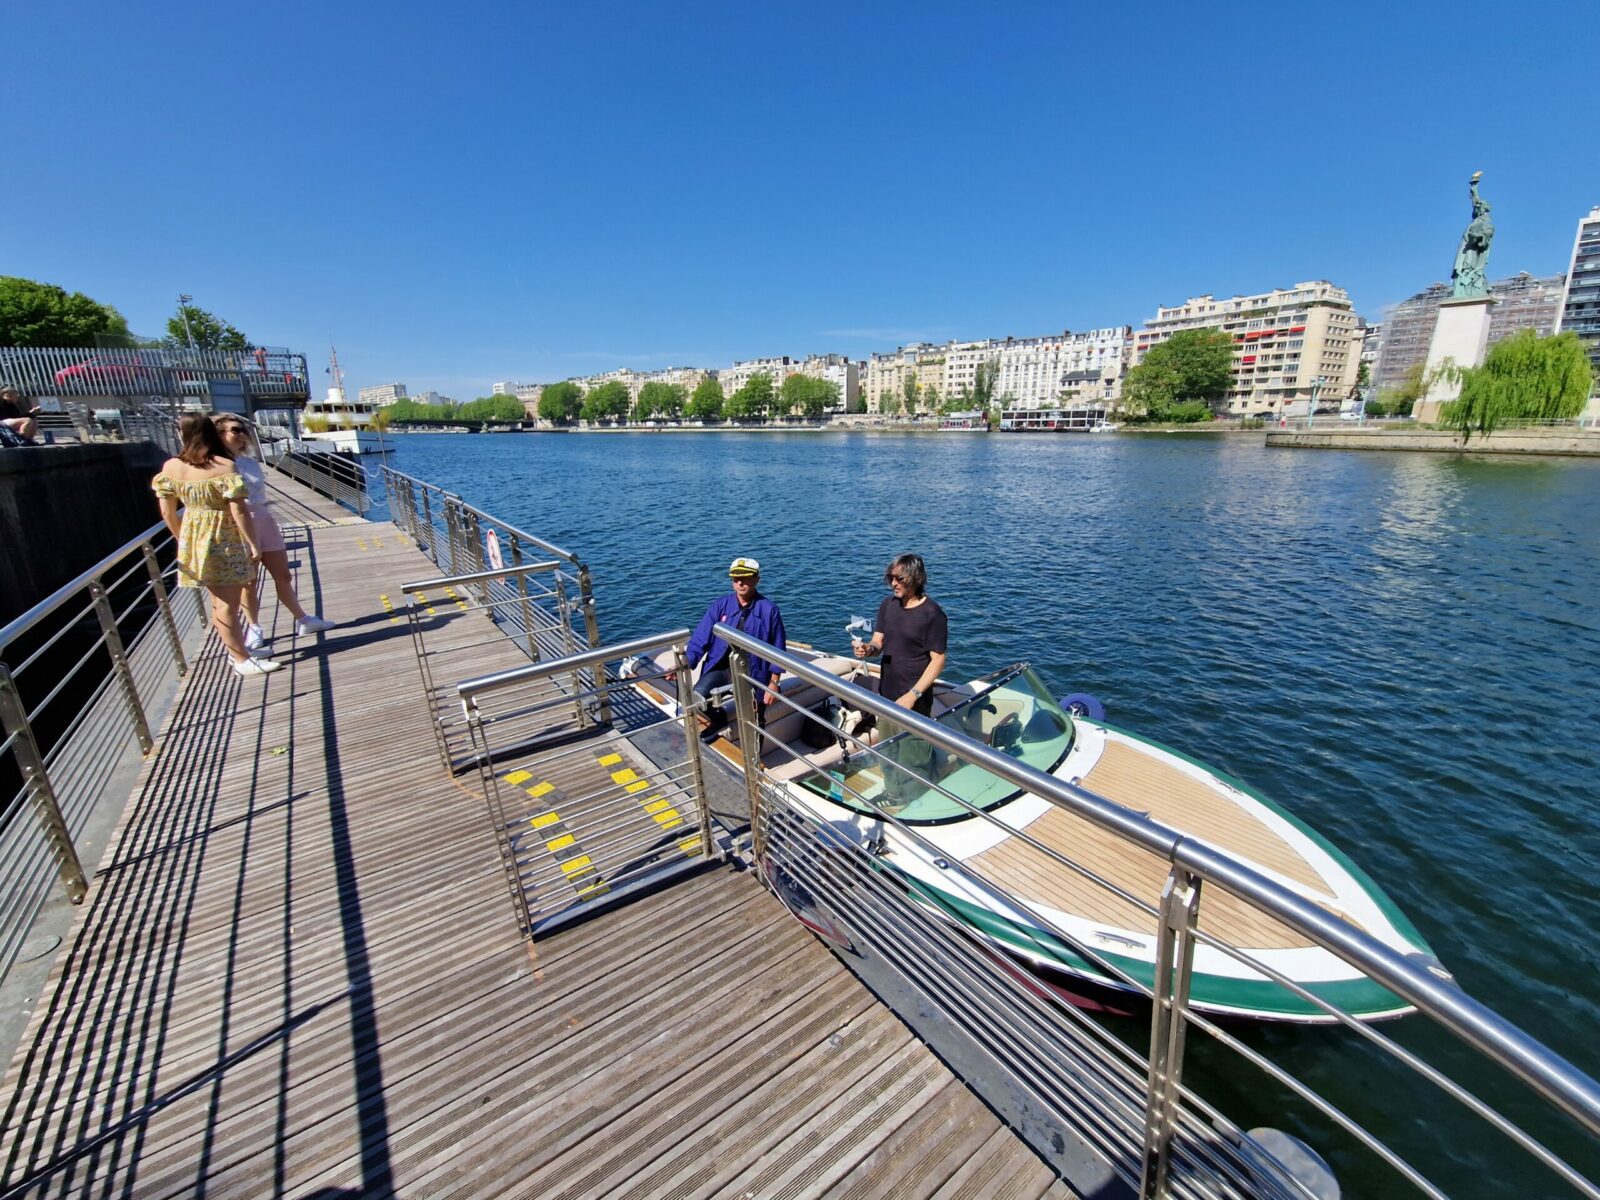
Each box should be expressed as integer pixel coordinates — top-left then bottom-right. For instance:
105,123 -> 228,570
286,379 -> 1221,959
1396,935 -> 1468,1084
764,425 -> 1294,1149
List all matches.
140,542 -> 187,676
508,536 -> 541,662
728,647 -> 766,866
419,486 -> 435,564
674,647 -> 717,862
464,510 -> 488,602
577,565 -> 611,723
89,579 -> 153,754
0,665 -> 88,905
552,573 -> 587,728
1139,867 -> 1202,1200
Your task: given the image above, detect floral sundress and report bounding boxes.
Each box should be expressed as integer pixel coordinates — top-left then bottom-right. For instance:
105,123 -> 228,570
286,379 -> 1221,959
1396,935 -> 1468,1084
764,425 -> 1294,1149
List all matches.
151,472 -> 251,587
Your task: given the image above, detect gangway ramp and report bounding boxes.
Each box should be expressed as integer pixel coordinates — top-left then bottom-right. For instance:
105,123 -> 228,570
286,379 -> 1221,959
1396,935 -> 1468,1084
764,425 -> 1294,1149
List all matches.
0,506 -> 1072,1197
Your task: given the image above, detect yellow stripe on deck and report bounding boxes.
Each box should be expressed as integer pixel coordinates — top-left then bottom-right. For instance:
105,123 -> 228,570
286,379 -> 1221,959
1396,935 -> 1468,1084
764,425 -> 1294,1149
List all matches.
595,751 -> 702,862
443,586 -> 470,612
379,594 -> 402,625
504,769 -> 533,785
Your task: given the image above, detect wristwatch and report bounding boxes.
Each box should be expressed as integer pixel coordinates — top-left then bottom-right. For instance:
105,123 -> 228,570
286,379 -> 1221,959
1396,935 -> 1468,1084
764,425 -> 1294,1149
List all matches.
909,686 -> 925,699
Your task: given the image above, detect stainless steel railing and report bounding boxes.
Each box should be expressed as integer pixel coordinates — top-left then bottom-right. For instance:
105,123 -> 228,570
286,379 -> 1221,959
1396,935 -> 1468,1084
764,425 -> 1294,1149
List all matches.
0,344 -> 310,400
714,624 -> 1600,1200
0,522 -> 208,985
383,465 -> 606,689
455,630 -> 716,935
263,445 -> 370,515
399,560 -> 572,771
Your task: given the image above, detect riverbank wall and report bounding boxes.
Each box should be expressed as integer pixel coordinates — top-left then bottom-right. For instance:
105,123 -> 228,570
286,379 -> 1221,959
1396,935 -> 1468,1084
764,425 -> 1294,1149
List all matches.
1264,427 -> 1600,458
0,443 -> 166,624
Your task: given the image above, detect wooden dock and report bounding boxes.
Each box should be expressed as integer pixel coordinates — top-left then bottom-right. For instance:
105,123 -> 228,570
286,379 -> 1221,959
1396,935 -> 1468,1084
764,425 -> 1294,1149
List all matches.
0,474 -> 1071,1198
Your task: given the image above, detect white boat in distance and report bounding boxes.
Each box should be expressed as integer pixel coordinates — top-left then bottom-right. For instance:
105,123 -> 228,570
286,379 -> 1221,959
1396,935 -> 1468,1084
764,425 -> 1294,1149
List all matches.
623,646 -> 1444,1023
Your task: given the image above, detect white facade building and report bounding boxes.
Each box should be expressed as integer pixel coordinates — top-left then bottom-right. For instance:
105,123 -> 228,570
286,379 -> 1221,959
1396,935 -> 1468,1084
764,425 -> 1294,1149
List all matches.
1133,281 -> 1362,415
990,328 -> 1130,407
357,382 -> 408,407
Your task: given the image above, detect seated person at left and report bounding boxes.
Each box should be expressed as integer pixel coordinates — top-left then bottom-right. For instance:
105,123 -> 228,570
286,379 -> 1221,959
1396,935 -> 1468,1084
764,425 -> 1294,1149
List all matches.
670,556 -> 786,743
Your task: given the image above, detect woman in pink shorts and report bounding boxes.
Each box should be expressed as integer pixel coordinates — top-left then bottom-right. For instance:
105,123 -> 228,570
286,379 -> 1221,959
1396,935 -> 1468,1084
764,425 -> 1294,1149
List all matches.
214,415 -> 335,647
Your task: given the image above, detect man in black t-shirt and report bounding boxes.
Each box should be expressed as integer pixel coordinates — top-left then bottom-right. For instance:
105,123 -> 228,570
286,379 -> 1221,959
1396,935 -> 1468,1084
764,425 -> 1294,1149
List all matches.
854,553 -> 948,809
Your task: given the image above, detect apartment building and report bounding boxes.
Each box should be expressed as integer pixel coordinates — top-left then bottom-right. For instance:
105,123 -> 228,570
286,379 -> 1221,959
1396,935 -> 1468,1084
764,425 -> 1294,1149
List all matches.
357,382 -> 408,407
991,328 -> 1130,407
865,344 -> 960,412
1556,207 -> 1600,391
718,357 -> 794,398
796,354 -> 861,411
568,366 -> 712,407
1133,281 -> 1362,415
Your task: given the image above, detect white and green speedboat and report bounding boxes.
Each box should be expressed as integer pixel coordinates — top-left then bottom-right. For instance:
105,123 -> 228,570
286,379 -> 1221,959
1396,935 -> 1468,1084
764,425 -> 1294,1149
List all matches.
624,651 -> 1444,1024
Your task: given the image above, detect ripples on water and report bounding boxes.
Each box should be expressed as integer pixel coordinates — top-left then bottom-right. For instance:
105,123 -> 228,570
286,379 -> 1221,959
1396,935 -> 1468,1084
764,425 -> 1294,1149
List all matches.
381,431 -> 1600,1191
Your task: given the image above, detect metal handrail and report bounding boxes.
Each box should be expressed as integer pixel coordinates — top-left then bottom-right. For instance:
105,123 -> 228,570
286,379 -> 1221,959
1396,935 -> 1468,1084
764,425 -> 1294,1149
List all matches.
713,625 -> 1600,1148
0,521 -> 170,654
0,520 -> 206,985
401,561 -> 563,594
457,630 -> 691,702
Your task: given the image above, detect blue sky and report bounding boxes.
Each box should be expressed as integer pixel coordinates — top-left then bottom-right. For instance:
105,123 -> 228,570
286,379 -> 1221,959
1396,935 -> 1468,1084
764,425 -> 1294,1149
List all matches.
6,0 -> 1596,397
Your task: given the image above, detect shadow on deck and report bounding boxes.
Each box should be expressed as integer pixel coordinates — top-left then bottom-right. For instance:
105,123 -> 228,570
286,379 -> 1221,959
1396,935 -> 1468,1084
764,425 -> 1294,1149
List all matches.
0,509 -> 1069,1198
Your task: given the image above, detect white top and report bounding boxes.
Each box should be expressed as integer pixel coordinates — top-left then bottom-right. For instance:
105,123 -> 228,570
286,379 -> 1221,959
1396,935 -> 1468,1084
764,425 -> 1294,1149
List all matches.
234,455 -> 270,506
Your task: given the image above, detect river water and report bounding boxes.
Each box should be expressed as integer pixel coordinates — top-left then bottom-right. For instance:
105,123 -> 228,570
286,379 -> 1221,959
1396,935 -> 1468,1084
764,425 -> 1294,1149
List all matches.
372,430 -> 1600,1195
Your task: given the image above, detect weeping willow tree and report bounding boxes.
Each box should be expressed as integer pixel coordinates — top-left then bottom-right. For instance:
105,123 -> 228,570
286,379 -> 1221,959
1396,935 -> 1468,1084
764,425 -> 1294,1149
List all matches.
1442,330 -> 1593,441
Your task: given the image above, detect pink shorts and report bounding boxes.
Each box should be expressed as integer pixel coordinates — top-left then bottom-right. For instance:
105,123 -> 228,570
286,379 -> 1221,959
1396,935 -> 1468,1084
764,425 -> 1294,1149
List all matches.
248,501 -> 286,553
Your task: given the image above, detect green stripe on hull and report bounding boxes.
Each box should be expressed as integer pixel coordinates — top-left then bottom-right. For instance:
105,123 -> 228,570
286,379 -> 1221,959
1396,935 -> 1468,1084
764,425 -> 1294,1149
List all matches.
897,866 -> 1410,1021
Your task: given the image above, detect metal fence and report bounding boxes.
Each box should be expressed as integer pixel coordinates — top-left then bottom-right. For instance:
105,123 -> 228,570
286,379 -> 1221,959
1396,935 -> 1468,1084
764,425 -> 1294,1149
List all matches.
0,523 -> 208,986
265,447 -> 370,516
457,630 -> 717,936
0,344 -> 310,400
383,465 -> 603,667
712,625 -> 1600,1200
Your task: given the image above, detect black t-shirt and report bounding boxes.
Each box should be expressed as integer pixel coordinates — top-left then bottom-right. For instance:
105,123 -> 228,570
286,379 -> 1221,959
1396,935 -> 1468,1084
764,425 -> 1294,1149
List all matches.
874,595 -> 948,703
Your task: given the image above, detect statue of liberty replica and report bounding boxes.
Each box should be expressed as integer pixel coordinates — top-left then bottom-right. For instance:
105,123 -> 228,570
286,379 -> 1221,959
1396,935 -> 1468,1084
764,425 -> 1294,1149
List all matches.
1416,172 -> 1499,421
1450,172 -> 1495,299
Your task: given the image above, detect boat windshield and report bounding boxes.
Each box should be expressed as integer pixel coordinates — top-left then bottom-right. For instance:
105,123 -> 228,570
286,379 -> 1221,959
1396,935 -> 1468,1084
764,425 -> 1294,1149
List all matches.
793,665 -> 1074,823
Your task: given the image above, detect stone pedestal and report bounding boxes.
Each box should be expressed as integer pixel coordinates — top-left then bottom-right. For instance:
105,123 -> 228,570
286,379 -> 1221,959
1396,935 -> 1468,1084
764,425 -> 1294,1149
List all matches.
1413,296 -> 1494,422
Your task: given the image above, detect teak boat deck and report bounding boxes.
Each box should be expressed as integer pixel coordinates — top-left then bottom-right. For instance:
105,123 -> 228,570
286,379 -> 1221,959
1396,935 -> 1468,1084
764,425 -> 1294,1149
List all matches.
0,474 -> 1071,1198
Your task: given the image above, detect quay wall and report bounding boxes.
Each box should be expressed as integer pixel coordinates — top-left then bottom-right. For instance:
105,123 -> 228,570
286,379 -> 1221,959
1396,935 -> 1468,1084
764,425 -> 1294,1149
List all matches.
0,443 -> 167,625
1264,427 -> 1600,457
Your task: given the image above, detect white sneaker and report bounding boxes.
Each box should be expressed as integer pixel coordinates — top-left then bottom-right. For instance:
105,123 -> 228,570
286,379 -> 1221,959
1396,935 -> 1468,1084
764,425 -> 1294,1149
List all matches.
248,642 -> 272,658
296,615 -> 335,636
244,624 -> 265,651
233,657 -> 282,677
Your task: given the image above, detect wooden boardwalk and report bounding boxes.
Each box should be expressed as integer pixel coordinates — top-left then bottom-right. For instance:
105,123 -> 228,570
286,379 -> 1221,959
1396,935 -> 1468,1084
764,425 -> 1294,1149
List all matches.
0,476 -> 1070,1199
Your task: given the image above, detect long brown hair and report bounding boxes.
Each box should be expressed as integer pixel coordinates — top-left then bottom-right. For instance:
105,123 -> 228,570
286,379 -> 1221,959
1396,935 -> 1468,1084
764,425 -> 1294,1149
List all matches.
177,413 -> 233,467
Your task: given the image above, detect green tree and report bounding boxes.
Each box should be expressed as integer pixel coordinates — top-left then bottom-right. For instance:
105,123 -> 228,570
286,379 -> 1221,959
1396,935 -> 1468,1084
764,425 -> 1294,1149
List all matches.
168,303 -> 249,351
778,373 -> 838,419
538,381 -> 583,423
901,371 -> 920,415
879,392 -> 902,417
1353,360 -> 1371,397
1122,328 -> 1234,420
728,373 -> 773,420
1443,330 -> 1593,439
581,380 -> 631,423
0,276 -> 130,346
686,376 -> 725,421
923,382 -> 941,413
1377,361 -> 1427,418
636,381 -> 685,420
971,358 -> 1001,410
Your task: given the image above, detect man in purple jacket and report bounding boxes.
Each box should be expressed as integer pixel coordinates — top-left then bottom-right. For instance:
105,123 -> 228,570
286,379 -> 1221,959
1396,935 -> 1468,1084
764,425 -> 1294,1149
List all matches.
673,556 -> 786,743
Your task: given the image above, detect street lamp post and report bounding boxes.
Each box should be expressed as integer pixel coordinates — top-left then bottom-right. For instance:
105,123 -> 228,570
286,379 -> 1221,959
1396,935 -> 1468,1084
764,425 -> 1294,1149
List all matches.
176,294 -> 196,349
1305,375 -> 1326,429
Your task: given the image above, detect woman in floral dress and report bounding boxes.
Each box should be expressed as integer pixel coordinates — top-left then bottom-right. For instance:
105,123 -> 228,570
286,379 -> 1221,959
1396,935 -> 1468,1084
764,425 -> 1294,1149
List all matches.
151,414 -> 280,678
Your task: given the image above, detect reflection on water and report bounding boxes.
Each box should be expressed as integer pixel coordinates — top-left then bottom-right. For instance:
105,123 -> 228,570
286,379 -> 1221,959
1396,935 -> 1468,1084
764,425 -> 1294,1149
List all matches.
378,431 -> 1600,1193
